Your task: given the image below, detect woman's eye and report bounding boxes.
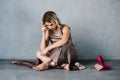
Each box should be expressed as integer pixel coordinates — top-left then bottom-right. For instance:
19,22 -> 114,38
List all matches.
50,24 -> 53,26
45,25 -> 47,27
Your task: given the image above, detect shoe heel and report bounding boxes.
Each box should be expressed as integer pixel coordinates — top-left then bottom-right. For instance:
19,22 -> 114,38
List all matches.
97,55 -> 104,63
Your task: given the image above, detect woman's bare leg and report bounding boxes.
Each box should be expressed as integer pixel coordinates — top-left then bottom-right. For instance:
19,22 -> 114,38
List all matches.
33,51 -> 52,71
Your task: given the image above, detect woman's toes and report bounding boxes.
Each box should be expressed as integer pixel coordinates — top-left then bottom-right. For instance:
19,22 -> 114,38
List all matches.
33,66 -> 40,71
33,63 -> 49,71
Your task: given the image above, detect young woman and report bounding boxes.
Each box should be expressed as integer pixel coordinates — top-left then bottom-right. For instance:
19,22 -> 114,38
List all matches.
11,11 -> 85,71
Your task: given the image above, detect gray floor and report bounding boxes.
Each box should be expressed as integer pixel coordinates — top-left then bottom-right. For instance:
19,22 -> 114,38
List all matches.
0,60 -> 120,80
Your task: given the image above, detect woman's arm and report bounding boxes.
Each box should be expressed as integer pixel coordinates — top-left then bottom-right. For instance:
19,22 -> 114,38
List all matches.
46,26 -> 70,51
40,27 -> 49,50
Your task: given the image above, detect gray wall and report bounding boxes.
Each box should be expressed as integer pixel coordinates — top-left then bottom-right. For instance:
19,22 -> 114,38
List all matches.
0,0 -> 120,59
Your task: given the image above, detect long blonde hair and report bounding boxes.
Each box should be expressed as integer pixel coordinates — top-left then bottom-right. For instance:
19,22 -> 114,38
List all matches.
42,11 -> 63,29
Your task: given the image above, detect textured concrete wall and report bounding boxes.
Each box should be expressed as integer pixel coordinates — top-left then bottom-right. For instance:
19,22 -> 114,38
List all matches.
0,0 -> 120,59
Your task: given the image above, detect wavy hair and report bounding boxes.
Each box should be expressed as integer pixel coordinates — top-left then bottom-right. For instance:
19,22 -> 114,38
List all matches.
42,11 -> 63,29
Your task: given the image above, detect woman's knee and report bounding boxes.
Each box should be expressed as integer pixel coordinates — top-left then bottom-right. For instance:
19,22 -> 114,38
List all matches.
36,50 -> 52,63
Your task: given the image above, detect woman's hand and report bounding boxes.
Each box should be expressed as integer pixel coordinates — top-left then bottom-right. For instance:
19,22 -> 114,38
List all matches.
41,25 -> 48,33
40,48 -> 49,56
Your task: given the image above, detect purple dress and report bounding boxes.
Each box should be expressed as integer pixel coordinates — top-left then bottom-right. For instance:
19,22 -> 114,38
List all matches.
48,26 -> 78,66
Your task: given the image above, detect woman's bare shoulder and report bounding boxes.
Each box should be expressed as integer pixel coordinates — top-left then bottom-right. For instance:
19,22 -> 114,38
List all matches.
62,24 -> 70,30
61,25 -> 71,34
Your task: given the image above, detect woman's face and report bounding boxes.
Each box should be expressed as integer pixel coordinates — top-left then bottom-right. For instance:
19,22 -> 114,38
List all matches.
45,20 -> 57,30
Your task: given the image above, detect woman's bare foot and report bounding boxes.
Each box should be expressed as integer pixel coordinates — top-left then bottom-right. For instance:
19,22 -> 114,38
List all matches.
61,64 -> 70,71
33,63 -> 49,71
50,61 -> 56,67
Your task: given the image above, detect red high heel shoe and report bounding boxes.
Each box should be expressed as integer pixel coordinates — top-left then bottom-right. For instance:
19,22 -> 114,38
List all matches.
94,55 -> 111,70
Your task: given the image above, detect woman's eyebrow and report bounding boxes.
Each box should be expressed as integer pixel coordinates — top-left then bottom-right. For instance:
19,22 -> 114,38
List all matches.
46,24 -> 53,26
